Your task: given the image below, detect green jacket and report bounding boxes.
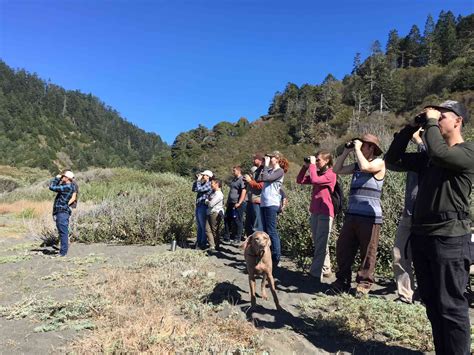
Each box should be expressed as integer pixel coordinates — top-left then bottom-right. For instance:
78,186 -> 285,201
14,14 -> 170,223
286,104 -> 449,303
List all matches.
385,119 -> 474,237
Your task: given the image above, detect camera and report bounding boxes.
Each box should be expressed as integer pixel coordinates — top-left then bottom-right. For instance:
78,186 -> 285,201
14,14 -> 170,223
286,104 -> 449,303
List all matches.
345,141 -> 355,149
304,156 -> 311,163
414,112 -> 427,125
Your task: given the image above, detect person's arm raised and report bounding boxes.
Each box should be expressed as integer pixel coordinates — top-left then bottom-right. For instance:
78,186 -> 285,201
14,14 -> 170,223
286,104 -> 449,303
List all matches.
333,149 -> 356,175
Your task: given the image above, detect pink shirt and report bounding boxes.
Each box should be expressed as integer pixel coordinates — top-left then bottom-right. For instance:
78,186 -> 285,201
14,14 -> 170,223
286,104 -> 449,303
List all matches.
296,165 -> 337,217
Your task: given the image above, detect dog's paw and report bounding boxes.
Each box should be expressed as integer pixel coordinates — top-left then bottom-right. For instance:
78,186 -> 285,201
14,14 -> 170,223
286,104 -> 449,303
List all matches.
261,291 -> 269,300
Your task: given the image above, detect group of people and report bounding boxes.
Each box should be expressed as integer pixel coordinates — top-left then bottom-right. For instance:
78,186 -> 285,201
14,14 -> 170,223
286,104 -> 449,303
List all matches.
302,100 -> 473,355
191,100 -> 473,355
50,100 -> 472,354
192,151 -> 289,265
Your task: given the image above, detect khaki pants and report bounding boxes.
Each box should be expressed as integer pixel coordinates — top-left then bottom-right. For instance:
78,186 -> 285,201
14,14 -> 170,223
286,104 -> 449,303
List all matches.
335,215 -> 381,290
309,214 -> 333,280
393,215 -> 414,302
206,212 -> 222,248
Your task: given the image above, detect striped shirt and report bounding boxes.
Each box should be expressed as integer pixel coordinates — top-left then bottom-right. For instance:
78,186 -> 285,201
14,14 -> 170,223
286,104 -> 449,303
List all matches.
49,177 -> 75,215
346,165 -> 384,224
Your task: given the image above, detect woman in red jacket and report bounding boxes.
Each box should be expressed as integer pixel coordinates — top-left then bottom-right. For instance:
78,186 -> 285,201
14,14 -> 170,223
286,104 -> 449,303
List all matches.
296,151 -> 337,282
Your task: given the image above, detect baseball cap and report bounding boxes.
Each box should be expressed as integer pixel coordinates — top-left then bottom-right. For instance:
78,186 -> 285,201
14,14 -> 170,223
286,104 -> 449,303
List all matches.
266,150 -> 281,158
253,152 -> 264,160
200,170 -> 213,178
62,170 -> 75,180
427,100 -> 470,125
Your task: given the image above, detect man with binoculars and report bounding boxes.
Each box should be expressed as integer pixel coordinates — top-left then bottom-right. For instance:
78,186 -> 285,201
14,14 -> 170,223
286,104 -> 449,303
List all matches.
385,100 -> 473,355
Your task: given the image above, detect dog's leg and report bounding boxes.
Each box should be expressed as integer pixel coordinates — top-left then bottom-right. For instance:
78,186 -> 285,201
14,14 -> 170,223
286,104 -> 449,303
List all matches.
249,275 -> 257,308
261,272 -> 269,300
267,272 -> 283,311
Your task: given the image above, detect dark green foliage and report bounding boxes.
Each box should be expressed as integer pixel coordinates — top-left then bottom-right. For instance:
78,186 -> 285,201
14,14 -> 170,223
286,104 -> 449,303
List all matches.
0,61 -> 169,172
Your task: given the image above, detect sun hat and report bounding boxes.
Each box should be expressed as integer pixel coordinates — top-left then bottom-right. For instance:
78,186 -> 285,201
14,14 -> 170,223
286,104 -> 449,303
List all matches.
200,170 -> 213,178
360,134 -> 383,156
426,100 -> 469,125
62,170 -> 75,180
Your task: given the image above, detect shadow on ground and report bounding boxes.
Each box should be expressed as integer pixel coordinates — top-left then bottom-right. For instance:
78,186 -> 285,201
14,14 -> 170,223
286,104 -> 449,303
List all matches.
206,242 -> 423,355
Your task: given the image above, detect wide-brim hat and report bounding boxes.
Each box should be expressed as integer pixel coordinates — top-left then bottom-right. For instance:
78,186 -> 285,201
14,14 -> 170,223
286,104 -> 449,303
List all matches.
425,100 -> 470,125
360,134 -> 383,156
200,170 -> 213,178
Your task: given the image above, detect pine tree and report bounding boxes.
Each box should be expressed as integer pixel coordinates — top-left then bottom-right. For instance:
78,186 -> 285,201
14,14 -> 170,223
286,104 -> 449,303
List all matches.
386,29 -> 400,69
435,10 -> 458,65
422,14 -> 440,65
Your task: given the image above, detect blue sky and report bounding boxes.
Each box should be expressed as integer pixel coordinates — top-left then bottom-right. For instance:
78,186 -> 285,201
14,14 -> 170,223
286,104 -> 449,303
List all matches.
1,0 -> 472,144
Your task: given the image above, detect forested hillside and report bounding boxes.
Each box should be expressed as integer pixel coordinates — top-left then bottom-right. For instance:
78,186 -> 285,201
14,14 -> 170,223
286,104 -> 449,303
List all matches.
0,61 -> 168,172
1,11 -> 472,177
171,11 -> 474,178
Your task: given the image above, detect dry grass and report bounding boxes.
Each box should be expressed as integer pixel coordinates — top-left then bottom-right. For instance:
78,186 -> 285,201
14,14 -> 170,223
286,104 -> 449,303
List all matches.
0,200 -> 51,216
70,250 -> 262,353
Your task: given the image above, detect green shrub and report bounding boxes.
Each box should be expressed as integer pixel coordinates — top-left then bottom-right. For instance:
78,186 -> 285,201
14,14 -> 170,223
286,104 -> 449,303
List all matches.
72,172 -> 196,245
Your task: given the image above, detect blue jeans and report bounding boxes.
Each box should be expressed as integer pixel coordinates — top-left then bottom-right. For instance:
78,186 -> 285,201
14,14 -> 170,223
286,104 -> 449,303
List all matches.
54,212 -> 70,256
260,205 -> 281,264
245,202 -> 263,236
411,233 -> 471,355
195,204 -> 208,247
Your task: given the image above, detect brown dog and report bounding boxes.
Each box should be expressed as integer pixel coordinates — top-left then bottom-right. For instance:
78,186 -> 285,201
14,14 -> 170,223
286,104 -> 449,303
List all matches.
241,231 -> 282,310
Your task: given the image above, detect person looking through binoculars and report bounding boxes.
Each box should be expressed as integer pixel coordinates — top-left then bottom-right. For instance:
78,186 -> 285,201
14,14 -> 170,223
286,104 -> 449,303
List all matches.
331,134 -> 386,296
296,151 -> 337,283
385,100 -> 473,355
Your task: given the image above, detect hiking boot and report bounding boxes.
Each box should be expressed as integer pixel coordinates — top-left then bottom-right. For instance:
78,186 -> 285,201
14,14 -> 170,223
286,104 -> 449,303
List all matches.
328,280 -> 350,294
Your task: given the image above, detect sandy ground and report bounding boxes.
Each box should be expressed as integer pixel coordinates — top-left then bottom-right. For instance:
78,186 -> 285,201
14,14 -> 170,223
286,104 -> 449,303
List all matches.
0,218 -> 437,354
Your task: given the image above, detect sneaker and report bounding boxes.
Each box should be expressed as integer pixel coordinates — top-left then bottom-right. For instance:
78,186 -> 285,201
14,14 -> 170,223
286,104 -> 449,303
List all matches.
322,271 -> 333,278
394,296 -> 413,304
355,284 -> 370,298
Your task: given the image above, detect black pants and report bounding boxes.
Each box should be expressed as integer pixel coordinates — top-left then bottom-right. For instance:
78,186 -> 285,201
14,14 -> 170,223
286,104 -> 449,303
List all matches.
411,233 -> 471,355
224,201 -> 246,241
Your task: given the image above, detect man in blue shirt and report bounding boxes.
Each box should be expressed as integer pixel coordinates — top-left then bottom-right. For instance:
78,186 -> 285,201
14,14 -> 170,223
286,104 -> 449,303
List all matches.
49,170 -> 76,256
192,170 -> 213,249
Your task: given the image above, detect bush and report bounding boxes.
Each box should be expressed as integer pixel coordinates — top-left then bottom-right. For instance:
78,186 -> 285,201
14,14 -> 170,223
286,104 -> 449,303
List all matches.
279,170 -> 406,276
72,172 -> 196,245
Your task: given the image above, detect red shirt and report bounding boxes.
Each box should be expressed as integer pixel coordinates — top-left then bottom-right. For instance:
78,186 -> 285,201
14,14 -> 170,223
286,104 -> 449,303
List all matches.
296,165 -> 336,217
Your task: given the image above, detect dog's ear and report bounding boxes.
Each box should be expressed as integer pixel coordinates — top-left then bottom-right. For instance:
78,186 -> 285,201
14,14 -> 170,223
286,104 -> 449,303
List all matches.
241,234 -> 253,249
263,233 -> 271,247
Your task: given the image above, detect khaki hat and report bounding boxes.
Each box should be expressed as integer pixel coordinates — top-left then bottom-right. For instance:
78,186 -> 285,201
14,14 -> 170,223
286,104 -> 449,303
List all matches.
360,134 -> 383,156
200,170 -> 213,178
266,150 -> 282,158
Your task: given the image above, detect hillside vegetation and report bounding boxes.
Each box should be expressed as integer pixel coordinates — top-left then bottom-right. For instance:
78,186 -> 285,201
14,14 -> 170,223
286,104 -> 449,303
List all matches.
170,11 -> 474,178
0,61 -> 168,172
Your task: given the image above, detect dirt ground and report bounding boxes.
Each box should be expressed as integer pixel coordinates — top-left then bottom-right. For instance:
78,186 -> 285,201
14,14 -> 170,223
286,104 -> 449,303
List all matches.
0,217 -> 440,354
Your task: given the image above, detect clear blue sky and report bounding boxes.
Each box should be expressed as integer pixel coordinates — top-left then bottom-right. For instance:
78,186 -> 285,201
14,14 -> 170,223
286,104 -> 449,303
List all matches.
1,0 -> 472,144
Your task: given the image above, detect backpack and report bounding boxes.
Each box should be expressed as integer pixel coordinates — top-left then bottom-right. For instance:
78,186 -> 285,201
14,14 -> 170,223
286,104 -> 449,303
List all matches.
69,181 -> 79,209
330,179 -> 344,215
